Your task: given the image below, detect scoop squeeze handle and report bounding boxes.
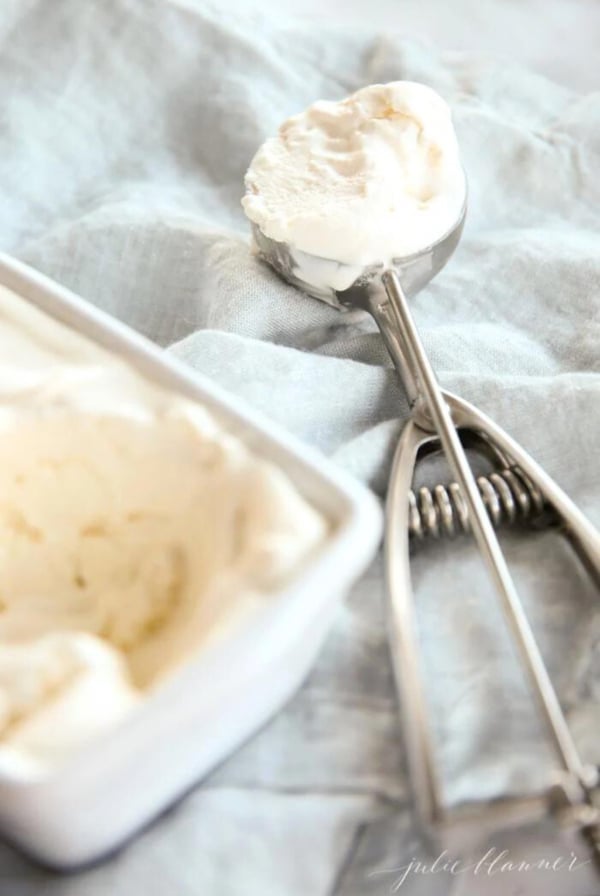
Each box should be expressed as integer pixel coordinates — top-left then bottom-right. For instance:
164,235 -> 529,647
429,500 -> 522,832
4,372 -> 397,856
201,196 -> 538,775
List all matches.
379,270 -> 600,859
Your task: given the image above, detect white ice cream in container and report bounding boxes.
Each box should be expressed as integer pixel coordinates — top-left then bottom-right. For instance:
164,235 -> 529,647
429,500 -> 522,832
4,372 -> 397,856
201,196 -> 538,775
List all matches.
0,285 -> 330,772
0,256 -> 380,867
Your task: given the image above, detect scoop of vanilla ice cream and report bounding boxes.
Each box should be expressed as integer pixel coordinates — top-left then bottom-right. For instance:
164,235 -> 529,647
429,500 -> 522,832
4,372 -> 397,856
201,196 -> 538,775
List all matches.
0,284 -> 328,767
242,81 -> 466,267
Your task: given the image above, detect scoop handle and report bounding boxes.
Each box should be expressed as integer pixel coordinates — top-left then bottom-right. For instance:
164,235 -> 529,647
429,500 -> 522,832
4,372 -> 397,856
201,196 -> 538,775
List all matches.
379,268 -> 592,786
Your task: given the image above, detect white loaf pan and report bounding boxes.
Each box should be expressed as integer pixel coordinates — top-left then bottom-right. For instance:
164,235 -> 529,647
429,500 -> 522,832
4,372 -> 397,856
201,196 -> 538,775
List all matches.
0,253 -> 382,869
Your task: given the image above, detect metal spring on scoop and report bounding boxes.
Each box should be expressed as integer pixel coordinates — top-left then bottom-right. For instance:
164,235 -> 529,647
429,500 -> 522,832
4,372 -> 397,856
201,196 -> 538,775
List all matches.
409,466 -> 551,540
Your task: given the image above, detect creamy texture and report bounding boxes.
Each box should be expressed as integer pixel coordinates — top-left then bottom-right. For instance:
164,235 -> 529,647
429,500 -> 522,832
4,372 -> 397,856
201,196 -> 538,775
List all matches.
242,81 -> 466,271
0,285 -> 327,769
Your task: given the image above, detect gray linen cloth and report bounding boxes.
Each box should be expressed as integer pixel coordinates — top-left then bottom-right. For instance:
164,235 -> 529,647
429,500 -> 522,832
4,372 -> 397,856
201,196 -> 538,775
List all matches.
0,1 -> 598,894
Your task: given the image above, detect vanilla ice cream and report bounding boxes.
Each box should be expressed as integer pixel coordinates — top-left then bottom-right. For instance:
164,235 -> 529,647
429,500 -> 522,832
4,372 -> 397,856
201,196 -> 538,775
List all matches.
0,285 -> 327,769
242,81 -> 466,280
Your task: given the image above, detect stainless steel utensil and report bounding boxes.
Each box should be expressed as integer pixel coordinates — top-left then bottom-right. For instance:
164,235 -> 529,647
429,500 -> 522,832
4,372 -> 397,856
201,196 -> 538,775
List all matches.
251,207 -> 600,862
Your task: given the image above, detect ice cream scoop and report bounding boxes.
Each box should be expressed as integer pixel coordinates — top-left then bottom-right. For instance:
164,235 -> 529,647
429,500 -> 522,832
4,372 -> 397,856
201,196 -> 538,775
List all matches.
243,81 -> 600,862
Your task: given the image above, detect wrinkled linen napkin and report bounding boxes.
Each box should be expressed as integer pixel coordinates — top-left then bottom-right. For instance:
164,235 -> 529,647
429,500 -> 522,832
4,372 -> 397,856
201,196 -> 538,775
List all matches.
0,1 -> 598,893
